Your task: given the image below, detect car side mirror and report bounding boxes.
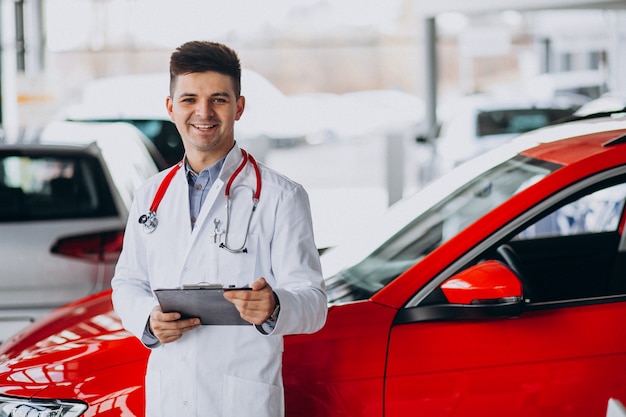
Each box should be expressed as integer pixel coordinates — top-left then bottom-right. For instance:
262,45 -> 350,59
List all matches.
393,260 -> 523,324
438,260 -> 523,319
441,260 -> 522,305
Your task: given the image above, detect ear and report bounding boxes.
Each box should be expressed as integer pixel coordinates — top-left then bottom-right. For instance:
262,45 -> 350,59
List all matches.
165,96 -> 175,122
235,96 -> 245,121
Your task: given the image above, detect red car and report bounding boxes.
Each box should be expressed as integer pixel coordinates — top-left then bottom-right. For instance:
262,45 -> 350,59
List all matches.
2,113 -> 626,416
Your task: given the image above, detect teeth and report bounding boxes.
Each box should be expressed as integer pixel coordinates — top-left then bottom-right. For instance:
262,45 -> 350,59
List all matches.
194,124 -> 216,129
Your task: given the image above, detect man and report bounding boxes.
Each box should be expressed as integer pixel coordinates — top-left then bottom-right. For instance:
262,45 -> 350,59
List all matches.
111,40 -> 327,417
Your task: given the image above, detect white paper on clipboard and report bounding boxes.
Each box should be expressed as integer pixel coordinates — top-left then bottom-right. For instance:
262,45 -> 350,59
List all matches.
154,286 -> 251,325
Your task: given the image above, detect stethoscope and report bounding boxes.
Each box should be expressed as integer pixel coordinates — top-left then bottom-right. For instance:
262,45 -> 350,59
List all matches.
139,149 -> 261,253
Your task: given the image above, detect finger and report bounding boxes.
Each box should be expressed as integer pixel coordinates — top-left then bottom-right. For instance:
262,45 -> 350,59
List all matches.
177,317 -> 202,331
150,306 -> 197,333
251,277 -> 268,291
232,294 -> 276,325
223,282 -> 268,303
160,332 -> 183,343
152,317 -> 200,343
156,311 -> 182,322
150,305 -> 180,323
154,316 -> 199,331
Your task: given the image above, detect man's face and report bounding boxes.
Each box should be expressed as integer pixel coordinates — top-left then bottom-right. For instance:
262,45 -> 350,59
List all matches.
166,71 -> 245,161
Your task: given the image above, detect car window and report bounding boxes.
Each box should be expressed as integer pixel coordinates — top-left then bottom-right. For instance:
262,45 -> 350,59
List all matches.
516,183 -> 626,239
129,120 -> 184,166
324,156 -> 560,304
476,108 -> 574,137
0,153 -> 117,221
487,174 -> 626,303
412,171 -> 626,311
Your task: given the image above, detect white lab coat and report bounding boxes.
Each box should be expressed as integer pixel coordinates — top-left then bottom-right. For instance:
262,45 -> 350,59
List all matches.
111,144 -> 327,417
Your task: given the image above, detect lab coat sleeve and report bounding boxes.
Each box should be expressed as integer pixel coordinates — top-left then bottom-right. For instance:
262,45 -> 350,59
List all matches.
111,186 -> 160,346
267,183 -> 327,336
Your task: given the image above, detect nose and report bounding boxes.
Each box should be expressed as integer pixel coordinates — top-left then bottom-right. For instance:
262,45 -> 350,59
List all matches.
195,100 -> 215,118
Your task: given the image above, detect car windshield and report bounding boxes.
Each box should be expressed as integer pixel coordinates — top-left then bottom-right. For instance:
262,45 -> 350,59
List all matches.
324,155 -> 560,304
476,108 -> 574,137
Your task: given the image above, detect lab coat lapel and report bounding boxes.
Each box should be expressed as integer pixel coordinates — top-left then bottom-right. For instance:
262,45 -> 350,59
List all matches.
186,145 -> 244,250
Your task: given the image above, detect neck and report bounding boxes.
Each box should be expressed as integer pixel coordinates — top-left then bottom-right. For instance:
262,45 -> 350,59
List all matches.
185,143 -> 235,173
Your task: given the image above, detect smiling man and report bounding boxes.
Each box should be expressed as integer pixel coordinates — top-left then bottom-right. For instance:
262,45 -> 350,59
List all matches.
167,69 -> 243,170
111,41 -> 327,417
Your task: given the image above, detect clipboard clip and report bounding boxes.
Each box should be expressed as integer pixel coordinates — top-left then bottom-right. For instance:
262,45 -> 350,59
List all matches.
182,283 -> 223,289
181,283 -> 251,290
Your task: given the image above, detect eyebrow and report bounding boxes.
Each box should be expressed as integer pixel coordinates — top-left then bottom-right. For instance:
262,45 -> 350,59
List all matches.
177,91 -> 233,99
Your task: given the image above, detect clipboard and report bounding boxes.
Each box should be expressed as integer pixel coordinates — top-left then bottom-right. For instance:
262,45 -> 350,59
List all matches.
154,285 -> 252,325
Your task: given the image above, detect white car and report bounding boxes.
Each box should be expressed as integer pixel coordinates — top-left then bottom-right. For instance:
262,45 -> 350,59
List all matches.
421,94 -> 578,179
573,90 -> 626,118
0,121 -> 159,341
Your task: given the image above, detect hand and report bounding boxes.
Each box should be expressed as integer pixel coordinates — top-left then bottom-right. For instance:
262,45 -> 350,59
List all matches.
223,277 -> 276,325
149,305 -> 200,344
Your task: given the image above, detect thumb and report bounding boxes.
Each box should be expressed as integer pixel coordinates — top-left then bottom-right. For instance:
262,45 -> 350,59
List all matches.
251,277 -> 268,291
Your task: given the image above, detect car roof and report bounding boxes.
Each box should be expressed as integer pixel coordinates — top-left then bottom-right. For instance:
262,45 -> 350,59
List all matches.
573,90 -> 626,117
521,126 -> 626,166
512,114 -> 626,150
2,120 -> 146,147
39,120 -> 152,146
1,121 -> 168,169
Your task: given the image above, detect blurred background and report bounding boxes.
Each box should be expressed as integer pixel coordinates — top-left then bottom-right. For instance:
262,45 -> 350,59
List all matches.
2,0 -> 626,247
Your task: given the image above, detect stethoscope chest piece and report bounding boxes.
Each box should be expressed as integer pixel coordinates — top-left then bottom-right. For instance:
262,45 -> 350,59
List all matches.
139,211 -> 158,234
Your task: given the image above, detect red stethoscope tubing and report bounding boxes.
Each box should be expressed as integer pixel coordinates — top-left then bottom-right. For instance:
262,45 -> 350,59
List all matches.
225,149 -> 261,203
140,149 -> 260,234
149,161 -> 182,213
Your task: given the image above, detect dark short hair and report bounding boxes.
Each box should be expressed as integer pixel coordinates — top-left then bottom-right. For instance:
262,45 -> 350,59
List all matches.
169,41 -> 241,97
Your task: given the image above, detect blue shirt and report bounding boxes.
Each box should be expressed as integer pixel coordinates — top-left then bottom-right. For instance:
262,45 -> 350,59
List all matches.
185,158 -> 225,229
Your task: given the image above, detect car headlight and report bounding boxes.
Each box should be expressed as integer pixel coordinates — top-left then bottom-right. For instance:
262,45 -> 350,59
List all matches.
0,394 -> 87,416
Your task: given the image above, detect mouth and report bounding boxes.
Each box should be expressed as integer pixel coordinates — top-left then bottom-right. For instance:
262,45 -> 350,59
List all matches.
191,122 -> 218,131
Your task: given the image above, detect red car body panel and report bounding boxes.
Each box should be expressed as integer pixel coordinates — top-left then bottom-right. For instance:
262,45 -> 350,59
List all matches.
1,124 -> 626,416
521,129 -> 626,165
385,302 -> 626,417
0,292 -> 148,416
283,301 -> 396,417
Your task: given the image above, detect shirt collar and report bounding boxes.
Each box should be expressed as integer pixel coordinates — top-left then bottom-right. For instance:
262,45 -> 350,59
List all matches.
184,156 -> 226,182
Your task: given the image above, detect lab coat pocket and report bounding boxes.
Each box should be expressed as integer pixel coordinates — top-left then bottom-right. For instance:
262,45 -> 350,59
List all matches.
223,374 -> 284,417
217,234 -> 258,286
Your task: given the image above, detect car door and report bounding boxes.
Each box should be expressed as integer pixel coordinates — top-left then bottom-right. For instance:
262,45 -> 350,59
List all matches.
384,170 -> 626,417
